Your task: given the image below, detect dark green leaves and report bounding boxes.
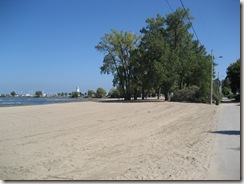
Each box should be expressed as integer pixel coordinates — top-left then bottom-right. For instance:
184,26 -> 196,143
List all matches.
227,59 -> 240,94
95,8 -> 213,102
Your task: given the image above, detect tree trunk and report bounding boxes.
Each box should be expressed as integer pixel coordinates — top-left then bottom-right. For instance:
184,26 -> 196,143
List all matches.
127,94 -> 131,100
124,91 -> 131,100
134,88 -> 137,100
157,87 -> 161,100
164,91 -> 170,101
142,87 -> 145,100
180,78 -> 184,90
124,78 -> 131,100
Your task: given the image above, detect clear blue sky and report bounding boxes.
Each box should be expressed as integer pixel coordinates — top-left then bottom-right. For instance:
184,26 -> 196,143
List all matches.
0,0 -> 240,95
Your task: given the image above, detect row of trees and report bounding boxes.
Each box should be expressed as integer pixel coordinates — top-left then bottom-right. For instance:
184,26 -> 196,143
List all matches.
226,59 -> 240,95
86,88 -> 107,98
9,91 -> 43,97
57,88 -> 107,98
96,8 -> 212,102
55,87 -> 108,98
7,87 -> 108,98
221,59 -> 240,101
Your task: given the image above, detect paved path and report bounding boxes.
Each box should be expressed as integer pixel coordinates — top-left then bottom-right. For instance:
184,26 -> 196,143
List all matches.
207,101 -> 240,180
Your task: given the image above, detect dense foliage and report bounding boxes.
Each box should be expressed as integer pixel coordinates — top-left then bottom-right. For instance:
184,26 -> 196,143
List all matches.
221,77 -> 231,96
171,86 -> 200,102
108,88 -> 121,98
71,92 -> 78,98
226,59 -> 240,94
96,8 -> 212,103
95,29 -> 140,100
10,91 -> 16,97
88,90 -> 96,97
35,91 -> 43,98
96,88 -> 107,98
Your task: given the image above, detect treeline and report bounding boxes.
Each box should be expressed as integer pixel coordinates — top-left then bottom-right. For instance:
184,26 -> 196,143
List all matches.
5,87 -> 108,98
96,8 -> 213,102
221,59 -> 240,102
58,87 -> 107,98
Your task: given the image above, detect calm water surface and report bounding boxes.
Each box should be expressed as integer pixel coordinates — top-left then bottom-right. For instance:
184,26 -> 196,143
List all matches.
0,97 -> 89,106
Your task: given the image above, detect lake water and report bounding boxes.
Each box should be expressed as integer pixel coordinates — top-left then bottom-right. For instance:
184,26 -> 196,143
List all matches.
0,97 -> 89,106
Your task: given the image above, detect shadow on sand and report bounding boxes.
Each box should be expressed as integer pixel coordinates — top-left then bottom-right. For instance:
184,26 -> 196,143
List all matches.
210,130 -> 240,135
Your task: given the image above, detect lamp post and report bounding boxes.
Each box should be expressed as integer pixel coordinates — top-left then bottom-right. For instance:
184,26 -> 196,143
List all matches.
210,49 -> 223,105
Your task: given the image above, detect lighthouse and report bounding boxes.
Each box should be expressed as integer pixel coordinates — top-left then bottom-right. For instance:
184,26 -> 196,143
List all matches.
76,86 -> 81,96
76,86 -> 80,93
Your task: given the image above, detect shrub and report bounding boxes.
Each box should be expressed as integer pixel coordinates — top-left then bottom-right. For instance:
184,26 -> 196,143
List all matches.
213,91 -> 221,104
222,87 -> 231,96
171,85 -> 200,102
235,94 -> 240,102
227,93 -> 235,99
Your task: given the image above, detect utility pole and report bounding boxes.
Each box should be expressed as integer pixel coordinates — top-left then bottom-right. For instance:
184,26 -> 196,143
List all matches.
210,50 -> 223,105
210,49 -> 214,105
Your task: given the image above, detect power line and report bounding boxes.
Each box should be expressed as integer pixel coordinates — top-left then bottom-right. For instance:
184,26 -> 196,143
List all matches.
164,0 -> 202,45
179,0 -> 201,45
165,0 -> 174,13
194,0 -> 213,49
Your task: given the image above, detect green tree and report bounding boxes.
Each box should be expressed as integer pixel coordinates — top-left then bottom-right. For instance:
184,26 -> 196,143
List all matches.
221,77 -> 231,96
71,91 -> 79,98
96,88 -> 107,98
108,88 -> 120,98
88,90 -> 96,97
10,91 -> 16,97
137,14 -> 174,100
95,8 -> 213,103
164,8 -> 211,101
35,91 -> 43,98
137,9 -> 211,101
95,29 -> 140,100
222,87 -> 230,96
222,77 -> 231,88
226,59 -> 240,94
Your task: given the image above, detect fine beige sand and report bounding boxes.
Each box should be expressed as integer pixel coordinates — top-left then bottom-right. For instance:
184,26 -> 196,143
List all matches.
0,100 -> 219,180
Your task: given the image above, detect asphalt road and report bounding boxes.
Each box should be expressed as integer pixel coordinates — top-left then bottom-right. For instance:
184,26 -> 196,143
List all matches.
207,99 -> 240,180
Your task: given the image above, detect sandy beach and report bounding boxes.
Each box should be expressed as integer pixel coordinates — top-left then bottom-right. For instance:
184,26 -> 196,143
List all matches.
0,100 -> 220,180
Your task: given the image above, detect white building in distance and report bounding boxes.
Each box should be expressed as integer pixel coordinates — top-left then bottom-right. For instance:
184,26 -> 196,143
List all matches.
76,86 -> 80,93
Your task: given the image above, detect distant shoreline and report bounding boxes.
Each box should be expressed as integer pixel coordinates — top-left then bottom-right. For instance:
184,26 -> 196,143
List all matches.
0,97 -> 134,107
0,97 -> 94,107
